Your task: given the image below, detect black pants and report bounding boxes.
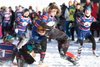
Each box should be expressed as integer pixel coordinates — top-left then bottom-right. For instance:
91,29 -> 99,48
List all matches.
79,35 -> 96,50
39,37 -> 47,62
56,32 -> 69,56
2,23 -> 12,37
47,28 -> 70,56
70,27 -> 75,41
69,21 -> 75,41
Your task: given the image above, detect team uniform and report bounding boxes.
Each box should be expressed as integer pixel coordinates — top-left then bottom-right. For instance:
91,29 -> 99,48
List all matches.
32,13 -> 54,63
15,15 -> 32,50
0,36 -> 17,66
15,16 -> 32,38
77,15 -> 97,57
32,12 -> 78,65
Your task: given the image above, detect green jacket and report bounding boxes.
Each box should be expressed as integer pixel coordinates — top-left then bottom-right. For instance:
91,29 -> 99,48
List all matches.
69,6 -> 76,21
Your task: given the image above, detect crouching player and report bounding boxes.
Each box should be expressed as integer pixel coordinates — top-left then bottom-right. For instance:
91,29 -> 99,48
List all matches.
17,26 -> 47,67
77,6 -> 98,58
32,26 -> 47,64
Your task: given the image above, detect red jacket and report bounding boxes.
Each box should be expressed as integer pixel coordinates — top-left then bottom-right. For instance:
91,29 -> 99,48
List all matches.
91,3 -> 99,19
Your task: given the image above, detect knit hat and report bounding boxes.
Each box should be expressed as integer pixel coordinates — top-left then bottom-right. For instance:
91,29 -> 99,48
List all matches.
85,6 -> 91,11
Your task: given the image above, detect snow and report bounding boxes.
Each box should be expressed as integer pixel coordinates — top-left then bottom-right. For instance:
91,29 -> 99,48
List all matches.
0,38 -> 100,67
34,38 -> 100,67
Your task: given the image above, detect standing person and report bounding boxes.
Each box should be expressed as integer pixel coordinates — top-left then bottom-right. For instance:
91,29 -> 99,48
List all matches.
59,3 -> 67,32
77,6 -> 98,59
91,2 -> 99,37
74,3 -> 84,43
68,0 -> 76,41
15,9 -> 32,49
2,7 -> 12,37
64,4 -> 70,38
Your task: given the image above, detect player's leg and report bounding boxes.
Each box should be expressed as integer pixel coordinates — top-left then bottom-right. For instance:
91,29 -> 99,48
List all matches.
88,35 -> 97,55
77,30 -> 85,58
77,39 -> 83,58
39,37 -> 47,64
57,36 -> 69,58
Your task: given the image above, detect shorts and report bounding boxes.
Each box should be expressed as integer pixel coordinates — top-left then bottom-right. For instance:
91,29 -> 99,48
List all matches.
17,30 -> 26,38
78,30 -> 92,41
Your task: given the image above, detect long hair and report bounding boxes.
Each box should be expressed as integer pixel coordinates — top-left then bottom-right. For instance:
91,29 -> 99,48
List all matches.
48,4 -> 61,16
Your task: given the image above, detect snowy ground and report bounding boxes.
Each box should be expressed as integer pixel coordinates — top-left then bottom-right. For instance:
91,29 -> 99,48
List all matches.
33,39 -> 100,67
0,38 -> 100,67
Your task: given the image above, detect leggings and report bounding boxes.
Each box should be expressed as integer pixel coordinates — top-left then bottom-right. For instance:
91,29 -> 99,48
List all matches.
79,35 -> 96,50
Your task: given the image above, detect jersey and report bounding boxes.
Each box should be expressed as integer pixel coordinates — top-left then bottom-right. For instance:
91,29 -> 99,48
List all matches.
77,16 -> 96,40
0,42 -> 17,61
34,13 -> 56,27
32,13 -> 56,44
77,16 -> 96,31
16,16 -> 32,32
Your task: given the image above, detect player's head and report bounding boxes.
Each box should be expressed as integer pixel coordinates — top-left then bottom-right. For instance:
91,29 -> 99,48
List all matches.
23,9 -> 30,17
85,6 -> 91,17
48,4 -> 60,17
76,3 -> 81,10
37,26 -> 46,36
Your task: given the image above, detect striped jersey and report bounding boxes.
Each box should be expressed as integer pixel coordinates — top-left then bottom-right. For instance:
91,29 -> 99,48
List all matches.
16,16 -> 32,31
34,13 -> 56,28
0,42 -> 17,61
77,16 -> 96,31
